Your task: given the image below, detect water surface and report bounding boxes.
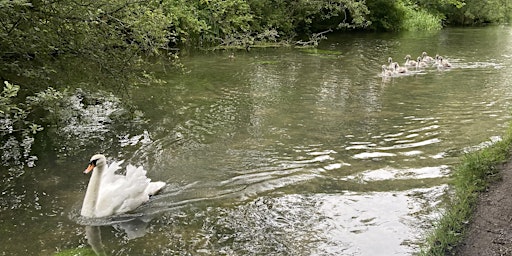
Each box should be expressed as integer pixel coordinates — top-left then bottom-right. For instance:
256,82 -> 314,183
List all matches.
2,26 -> 512,255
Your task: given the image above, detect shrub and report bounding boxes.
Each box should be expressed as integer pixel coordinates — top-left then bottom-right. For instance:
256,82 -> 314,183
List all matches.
399,3 -> 442,31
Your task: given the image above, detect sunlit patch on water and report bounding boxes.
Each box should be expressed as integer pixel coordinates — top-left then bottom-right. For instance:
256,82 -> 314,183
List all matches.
136,185 -> 447,255
352,152 -> 397,159
119,130 -> 152,147
343,165 -> 450,183
304,187 -> 446,255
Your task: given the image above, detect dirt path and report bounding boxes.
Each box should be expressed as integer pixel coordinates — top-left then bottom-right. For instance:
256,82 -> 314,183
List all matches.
453,161 -> 512,255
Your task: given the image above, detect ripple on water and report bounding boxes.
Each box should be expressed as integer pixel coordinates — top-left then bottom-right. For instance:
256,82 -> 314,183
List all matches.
346,116 -> 442,161
215,147 -> 341,199
149,185 -> 448,255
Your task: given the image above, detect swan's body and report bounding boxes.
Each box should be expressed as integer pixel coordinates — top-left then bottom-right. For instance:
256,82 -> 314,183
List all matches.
404,55 -> 417,67
393,62 -> 408,74
81,154 -> 166,218
416,57 -> 428,68
387,57 -> 395,69
422,52 -> 434,62
381,65 -> 393,77
436,56 -> 452,68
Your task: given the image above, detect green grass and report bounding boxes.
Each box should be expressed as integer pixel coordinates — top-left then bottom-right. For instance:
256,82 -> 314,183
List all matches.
398,2 -> 442,31
420,126 -> 512,255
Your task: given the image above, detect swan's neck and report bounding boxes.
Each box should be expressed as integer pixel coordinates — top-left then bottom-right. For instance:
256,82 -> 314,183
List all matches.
81,165 -> 104,218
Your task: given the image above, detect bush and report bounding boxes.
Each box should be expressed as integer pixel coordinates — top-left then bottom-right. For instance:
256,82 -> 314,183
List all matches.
366,0 -> 442,31
366,0 -> 406,31
398,2 -> 442,31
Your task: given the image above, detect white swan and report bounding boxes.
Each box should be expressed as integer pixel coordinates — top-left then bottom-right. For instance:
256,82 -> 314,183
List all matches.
416,57 -> 428,68
81,154 -> 166,218
436,56 -> 452,68
387,57 -> 395,69
404,55 -> 417,67
381,64 -> 393,77
422,52 -> 434,63
392,62 -> 408,74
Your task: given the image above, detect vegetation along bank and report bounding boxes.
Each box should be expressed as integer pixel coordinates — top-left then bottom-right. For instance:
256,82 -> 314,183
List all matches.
420,126 -> 512,255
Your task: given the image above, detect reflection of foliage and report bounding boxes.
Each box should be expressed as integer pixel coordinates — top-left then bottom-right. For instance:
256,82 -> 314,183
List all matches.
0,81 -> 43,167
0,81 -> 143,167
28,88 -> 139,159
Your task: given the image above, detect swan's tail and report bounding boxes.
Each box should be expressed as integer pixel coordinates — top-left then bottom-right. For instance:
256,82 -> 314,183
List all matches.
146,181 -> 166,196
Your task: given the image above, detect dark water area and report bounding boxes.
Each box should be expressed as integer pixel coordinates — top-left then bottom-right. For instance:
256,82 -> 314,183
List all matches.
2,26 -> 512,255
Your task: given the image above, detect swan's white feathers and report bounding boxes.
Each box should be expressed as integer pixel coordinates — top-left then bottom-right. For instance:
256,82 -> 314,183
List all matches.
81,155 -> 166,218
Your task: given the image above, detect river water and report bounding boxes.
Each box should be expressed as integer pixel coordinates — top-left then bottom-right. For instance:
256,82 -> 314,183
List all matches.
2,26 -> 512,255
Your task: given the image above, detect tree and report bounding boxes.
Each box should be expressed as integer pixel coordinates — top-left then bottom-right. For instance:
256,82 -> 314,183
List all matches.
444,0 -> 512,25
0,0 -> 173,90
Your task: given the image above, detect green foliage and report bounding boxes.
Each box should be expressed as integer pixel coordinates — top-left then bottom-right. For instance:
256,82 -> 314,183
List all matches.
159,0 -> 371,47
444,0 -> 512,25
366,0 -> 443,31
398,2 -> 443,31
366,0 -> 407,31
248,0 -> 371,33
0,81 -> 42,136
159,0 -> 208,45
0,0 -> 174,90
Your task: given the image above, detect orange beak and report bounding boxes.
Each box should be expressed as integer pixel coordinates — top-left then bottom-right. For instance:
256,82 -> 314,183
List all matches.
84,163 -> 95,174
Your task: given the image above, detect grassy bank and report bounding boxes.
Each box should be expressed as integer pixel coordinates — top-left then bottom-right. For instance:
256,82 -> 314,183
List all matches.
421,126 -> 512,255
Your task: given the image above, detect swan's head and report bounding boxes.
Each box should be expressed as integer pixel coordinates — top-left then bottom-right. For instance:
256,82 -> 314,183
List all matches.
84,154 -> 107,174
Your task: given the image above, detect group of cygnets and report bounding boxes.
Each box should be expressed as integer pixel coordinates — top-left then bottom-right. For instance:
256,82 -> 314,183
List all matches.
382,52 -> 452,77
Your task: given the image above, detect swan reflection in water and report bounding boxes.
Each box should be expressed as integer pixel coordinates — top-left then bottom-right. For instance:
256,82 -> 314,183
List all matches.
83,214 -> 153,255
85,226 -> 106,256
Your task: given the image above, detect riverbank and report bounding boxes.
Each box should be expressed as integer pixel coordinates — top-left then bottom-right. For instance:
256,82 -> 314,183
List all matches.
453,160 -> 512,255
422,127 -> 512,255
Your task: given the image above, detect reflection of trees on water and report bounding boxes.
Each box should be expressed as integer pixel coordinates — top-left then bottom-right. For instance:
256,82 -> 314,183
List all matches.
246,51 -> 383,141
0,136 -> 37,167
